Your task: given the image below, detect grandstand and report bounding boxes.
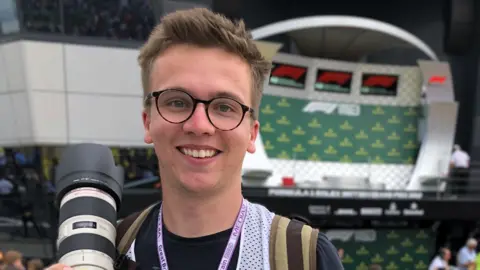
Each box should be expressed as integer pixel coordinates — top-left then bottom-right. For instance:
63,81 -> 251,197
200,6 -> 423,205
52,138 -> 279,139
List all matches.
1,1 -> 480,269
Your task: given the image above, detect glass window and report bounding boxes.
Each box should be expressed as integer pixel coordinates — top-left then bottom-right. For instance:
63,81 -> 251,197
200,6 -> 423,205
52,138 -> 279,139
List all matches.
21,0 -> 62,33
0,0 -> 20,35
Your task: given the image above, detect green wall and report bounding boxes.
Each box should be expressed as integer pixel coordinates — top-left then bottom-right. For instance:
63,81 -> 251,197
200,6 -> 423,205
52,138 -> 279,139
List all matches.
259,95 -> 420,164
332,229 -> 433,270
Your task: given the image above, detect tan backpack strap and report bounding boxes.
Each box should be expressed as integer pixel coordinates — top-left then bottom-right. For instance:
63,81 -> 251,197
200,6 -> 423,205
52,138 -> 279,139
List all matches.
117,203 -> 157,255
285,219 -> 305,270
271,215 -> 291,270
308,227 -> 319,270
269,215 -> 282,269
270,215 -> 319,270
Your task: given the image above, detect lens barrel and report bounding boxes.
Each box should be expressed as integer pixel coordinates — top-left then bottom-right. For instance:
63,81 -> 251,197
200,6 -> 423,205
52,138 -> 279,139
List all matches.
55,144 -> 124,270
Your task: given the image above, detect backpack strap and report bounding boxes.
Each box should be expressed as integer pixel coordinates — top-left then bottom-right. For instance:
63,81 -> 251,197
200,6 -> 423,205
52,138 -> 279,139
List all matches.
114,203 -> 157,269
269,215 -> 319,270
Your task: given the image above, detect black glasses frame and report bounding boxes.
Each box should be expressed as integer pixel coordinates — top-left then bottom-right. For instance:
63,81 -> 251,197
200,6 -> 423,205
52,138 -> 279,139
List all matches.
145,88 -> 255,131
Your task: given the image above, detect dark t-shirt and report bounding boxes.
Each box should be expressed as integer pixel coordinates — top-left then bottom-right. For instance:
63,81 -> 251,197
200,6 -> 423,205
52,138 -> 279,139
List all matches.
122,203 -> 344,270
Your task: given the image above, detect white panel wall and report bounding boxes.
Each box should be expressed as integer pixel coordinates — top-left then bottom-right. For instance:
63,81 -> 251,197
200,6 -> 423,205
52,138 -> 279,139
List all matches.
64,45 -> 141,96
0,95 -> 17,145
24,41 -> 64,92
11,92 -> 33,143
2,42 -> 27,91
0,41 -> 31,146
67,94 -> 144,145
0,40 -> 145,147
63,44 -> 144,146
30,92 -> 67,144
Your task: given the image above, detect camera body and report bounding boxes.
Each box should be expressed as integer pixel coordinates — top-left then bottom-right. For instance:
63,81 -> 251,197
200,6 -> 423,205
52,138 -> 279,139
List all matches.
55,144 -> 124,270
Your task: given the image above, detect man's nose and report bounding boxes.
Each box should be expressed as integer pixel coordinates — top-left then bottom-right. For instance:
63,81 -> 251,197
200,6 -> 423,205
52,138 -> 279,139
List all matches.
182,103 -> 216,135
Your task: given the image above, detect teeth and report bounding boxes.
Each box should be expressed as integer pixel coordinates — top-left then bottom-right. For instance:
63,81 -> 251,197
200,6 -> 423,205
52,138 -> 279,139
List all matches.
180,148 -> 217,158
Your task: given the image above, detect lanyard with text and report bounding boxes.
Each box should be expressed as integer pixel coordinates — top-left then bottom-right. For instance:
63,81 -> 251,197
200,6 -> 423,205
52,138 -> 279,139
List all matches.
157,199 -> 248,270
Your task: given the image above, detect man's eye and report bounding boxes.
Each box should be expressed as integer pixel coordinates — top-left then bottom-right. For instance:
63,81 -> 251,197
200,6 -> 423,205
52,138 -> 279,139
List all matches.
168,100 -> 185,107
218,104 -> 233,112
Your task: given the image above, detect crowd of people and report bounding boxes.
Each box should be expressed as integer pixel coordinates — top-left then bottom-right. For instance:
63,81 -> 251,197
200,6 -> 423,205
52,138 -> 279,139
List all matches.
0,250 -> 44,270
20,0 -> 155,41
428,239 -> 480,270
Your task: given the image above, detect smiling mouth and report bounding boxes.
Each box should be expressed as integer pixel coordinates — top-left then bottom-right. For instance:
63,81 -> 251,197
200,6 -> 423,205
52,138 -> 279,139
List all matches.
177,147 -> 222,159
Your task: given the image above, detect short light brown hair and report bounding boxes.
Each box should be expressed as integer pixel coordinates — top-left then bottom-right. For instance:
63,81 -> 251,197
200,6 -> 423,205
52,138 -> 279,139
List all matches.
138,8 -> 271,119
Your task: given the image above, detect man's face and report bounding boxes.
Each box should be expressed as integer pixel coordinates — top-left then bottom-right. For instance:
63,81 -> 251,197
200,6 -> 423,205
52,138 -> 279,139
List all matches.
143,45 -> 259,194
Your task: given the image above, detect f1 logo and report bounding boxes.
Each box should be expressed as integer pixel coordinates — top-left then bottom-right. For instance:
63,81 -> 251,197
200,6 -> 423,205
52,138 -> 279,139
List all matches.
271,65 -> 306,80
428,75 -> 447,85
363,75 -> 397,88
317,71 -> 352,86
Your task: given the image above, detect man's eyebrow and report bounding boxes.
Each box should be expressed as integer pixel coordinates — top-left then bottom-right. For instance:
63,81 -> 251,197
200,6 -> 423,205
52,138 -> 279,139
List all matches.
211,91 -> 245,103
163,87 -> 246,103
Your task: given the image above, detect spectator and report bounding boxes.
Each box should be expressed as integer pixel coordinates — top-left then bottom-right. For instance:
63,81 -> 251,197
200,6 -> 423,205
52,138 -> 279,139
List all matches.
428,247 -> 450,270
3,250 -> 24,270
451,144 -> 470,170
26,259 -> 43,270
450,144 -> 471,196
457,238 -> 477,270
0,168 -> 14,195
337,248 -> 345,260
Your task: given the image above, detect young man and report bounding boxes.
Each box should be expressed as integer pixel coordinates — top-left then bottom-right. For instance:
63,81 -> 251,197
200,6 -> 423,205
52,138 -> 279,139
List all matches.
47,8 -> 343,270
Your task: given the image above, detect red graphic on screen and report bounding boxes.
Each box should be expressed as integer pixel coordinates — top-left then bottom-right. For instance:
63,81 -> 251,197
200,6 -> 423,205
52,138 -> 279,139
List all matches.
363,75 -> 398,88
317,71 -> 352,86
271,64 -> 307,80
428,75 -> 447,85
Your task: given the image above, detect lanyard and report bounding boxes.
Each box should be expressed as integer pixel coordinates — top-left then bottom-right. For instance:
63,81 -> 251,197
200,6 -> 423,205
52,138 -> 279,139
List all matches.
157,199 -> 248,270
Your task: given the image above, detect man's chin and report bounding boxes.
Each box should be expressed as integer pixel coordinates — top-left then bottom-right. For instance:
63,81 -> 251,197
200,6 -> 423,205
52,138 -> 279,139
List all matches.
178,175 -> 220,194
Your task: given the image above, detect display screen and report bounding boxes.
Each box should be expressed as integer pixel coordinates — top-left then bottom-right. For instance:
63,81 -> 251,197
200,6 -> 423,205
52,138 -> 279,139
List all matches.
361,73 -> 399,96
269,62 -> 307,89
315,69 -> 353,94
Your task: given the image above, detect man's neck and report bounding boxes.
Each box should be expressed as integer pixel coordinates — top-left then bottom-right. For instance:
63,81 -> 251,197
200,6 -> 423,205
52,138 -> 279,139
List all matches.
161,183 -> 243,238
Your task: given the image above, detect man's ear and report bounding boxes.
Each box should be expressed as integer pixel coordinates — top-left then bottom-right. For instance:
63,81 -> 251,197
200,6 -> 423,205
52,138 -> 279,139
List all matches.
247,120 -> 259,153
142,110 -> 153,144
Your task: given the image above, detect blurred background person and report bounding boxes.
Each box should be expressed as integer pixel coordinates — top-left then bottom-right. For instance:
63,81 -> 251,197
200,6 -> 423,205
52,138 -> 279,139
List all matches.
450,144 -> 471,196
457,238 -> 477,270
26,259 -> 43,270
429,247 -> 451,270
337,248 -> 345,260
0,168 -> 13,196
2,250 -> 24,270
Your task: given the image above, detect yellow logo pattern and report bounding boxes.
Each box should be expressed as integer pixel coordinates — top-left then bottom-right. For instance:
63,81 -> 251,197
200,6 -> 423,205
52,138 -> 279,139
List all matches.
259,95 -> 419,164
333,229 -> 433,270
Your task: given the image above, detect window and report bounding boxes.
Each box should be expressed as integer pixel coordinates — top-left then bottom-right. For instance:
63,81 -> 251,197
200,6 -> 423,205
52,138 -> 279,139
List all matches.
315,69 -> 353,94
269,62 -> 308,89
361,73 -> 399,96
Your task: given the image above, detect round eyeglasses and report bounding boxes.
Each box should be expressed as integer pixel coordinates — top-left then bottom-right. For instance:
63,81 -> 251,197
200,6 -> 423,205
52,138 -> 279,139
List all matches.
145,89 -> 255,131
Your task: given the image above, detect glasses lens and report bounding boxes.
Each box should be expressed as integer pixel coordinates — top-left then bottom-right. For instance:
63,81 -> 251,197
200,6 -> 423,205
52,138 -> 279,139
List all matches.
156,90 -> 194,123
208,98 -> 244,130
